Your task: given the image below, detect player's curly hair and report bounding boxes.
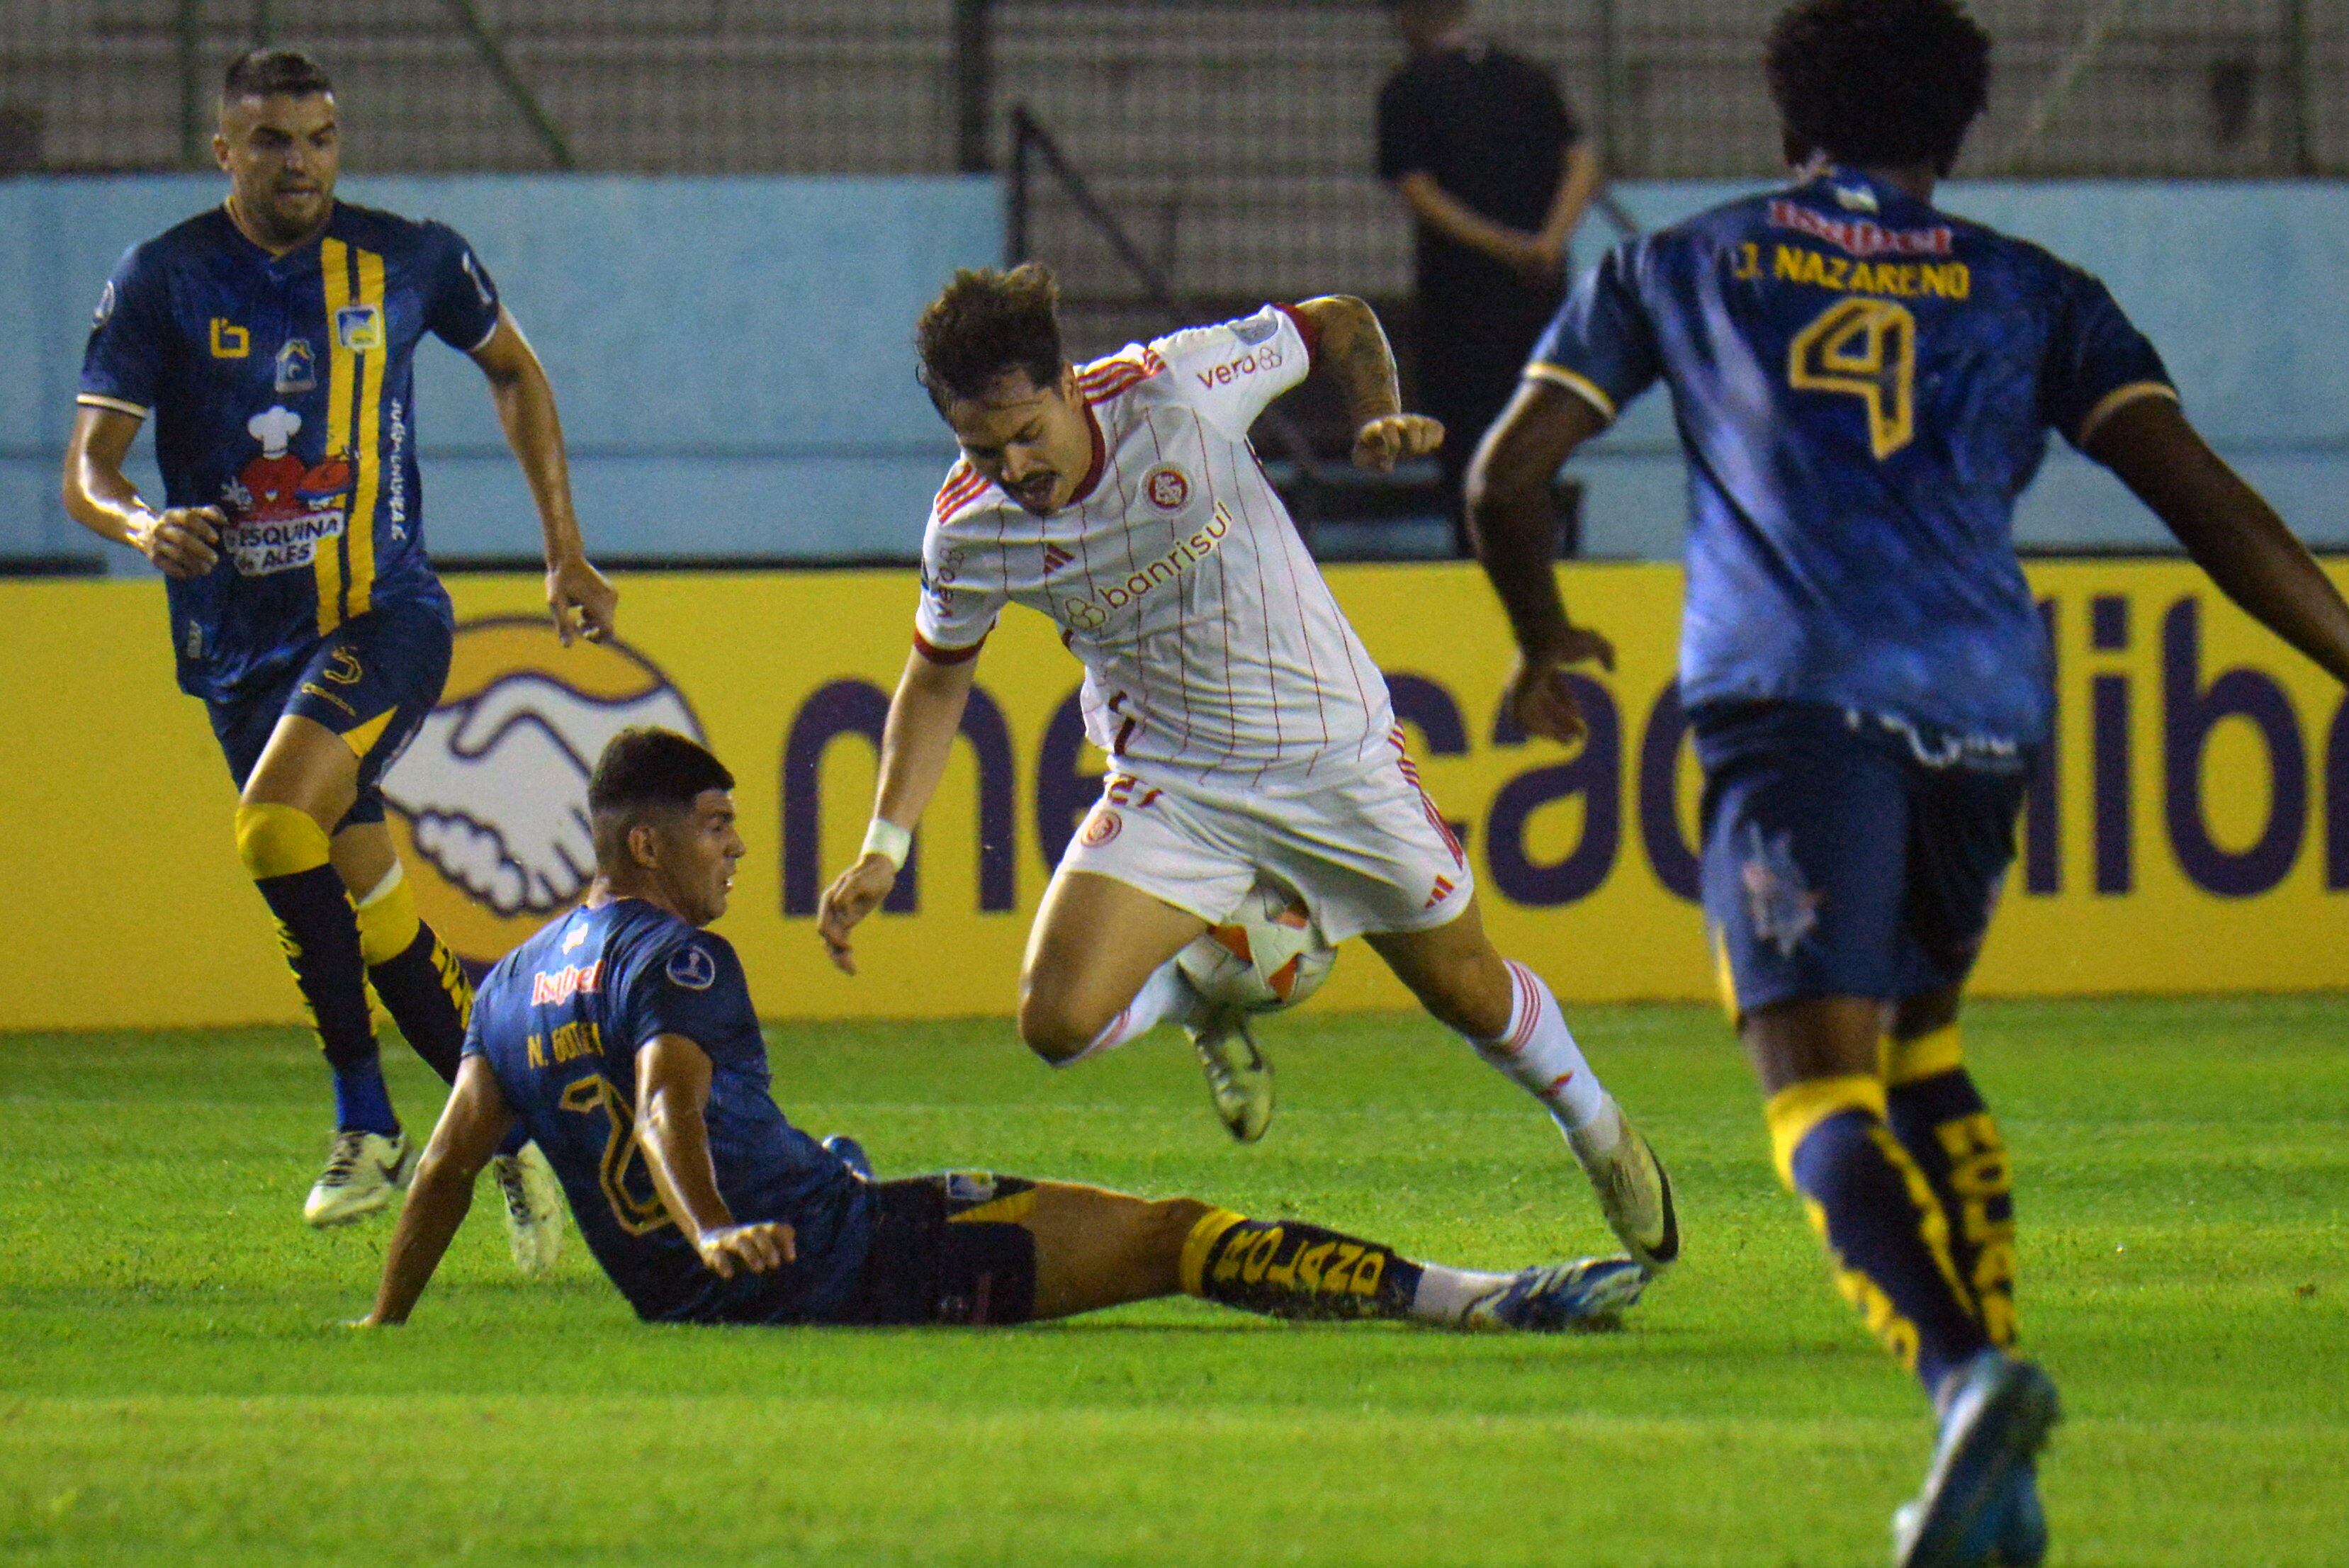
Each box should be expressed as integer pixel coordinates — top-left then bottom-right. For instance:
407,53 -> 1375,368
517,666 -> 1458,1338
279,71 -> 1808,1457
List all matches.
589,728 -> 736,868
1766,0 -> 1991,175
916,264 -> 1067,407
222,47 -> 334,103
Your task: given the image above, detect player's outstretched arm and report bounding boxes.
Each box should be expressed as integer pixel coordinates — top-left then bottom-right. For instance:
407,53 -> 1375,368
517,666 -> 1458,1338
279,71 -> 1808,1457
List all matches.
816,645 -> 979,974
2089,397 -> 2349,687
1465,379 -> 1617,743
468,308 -> 618,646
364,1056 -> 514,1325
1292,295 -> 1443,473
60,406 -> 222,578
635,1034 -> 795,1279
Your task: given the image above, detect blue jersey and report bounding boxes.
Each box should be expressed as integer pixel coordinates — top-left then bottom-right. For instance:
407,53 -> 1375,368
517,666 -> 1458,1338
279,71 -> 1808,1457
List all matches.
77,202 -> 494,701
466,899 -> 874,1324
1531,168 -> 2175,744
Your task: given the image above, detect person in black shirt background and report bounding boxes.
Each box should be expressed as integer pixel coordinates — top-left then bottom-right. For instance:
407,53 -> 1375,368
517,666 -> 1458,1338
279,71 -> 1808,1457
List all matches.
1378,0 -> 1599,554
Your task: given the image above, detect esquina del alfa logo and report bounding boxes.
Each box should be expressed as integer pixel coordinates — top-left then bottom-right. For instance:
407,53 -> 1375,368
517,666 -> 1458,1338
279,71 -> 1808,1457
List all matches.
381,616 -> 704,965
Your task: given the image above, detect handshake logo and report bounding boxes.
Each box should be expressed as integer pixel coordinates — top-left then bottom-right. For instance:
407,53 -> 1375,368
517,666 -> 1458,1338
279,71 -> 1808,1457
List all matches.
381,618 -> 704,961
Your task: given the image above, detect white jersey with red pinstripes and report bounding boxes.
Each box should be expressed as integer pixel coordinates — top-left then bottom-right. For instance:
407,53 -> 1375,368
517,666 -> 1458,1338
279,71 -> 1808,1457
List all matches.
912,303 -> 1395,795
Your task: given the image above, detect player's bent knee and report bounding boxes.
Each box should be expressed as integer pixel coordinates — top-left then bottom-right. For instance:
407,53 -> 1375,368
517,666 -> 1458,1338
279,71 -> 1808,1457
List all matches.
1015,991 -> 1108,1066
234,800 -> 334,881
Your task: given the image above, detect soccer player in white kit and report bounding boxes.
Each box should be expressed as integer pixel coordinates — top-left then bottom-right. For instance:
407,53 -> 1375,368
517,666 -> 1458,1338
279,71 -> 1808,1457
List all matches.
817,265 -> 1677,1270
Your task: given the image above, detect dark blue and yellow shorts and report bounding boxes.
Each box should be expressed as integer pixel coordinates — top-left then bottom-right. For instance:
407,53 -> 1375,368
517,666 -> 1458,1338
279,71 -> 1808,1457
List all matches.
833,1173 -> 1041,1326
1693,701 -> 2035,1020
206,601 -> 453,830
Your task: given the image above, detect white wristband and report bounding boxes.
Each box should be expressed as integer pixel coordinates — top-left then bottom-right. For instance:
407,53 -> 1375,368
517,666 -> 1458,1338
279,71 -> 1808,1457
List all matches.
861,818 -> 913,871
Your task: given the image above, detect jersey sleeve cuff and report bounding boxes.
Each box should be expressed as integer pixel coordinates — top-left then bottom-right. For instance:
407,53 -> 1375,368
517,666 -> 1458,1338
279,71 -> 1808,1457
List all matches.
464,312 -> 504,354
1274,302 -> 1319,363
2074,380 -> 2179,447
913,628 -> 986,665
1524,363 -> 1617,422
76,393 -> 150,420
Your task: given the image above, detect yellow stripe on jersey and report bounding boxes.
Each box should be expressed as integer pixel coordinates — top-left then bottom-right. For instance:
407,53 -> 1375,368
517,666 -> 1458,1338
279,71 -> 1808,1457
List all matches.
318,239 -> 356,634
347,247 -> 387,619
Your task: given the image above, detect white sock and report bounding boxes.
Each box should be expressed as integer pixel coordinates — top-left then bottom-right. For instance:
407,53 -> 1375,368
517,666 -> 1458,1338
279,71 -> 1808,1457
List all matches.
1409,1262 -> 1520,1326
1470,960 -> 1616,1148
1058,959 -> 1207,1067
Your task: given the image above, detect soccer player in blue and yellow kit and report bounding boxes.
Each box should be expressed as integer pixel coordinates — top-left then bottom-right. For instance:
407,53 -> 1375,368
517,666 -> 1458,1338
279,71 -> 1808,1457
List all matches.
364,727 -> 1648,1335
60,49 -> 619,1253
1465,2 -> 2349,1563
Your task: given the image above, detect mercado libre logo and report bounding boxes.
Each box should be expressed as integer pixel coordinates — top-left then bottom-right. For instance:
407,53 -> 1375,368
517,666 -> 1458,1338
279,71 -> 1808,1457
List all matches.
381,617 -> 704,966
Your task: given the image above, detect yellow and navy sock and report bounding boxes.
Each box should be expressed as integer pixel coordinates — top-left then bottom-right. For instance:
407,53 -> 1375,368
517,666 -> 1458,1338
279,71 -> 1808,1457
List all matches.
1883,1026 -> 2019,1348
354,866 -> 471,1085
1767,1075 -> 1990,1394
237,803 -> 391,1135
1180,1208 -> 1423,1321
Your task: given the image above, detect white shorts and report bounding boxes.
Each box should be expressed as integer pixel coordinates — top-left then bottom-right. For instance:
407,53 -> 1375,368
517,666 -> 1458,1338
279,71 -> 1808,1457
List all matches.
1058,728 -> 1474,944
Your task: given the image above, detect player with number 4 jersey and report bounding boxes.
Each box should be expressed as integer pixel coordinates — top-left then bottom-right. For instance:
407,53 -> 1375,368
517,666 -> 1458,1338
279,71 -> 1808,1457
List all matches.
816,264 -> 1679,1281
1466,4 -> 2349,1563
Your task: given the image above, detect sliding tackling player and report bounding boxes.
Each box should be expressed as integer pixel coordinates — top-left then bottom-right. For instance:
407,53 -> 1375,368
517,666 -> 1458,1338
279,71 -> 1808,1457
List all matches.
60,49 -> 616,1265
814,265 -> 1677,1276
1464,2 -> 2349,1563
366,727 -> 1647,1334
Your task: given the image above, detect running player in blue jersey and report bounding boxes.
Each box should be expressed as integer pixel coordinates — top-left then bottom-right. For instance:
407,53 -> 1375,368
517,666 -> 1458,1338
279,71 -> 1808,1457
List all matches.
60,49 -> 617,1257
1464,3 -> 2349,1563
364,728 -> 1648,1334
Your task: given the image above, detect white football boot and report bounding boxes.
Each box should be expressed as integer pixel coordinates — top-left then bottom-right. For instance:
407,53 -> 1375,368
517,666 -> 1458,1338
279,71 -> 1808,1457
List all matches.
1189,1008 -> 1274,1143
303,1129 -> 415,1227
1566,1100 -> 1682,1272
488,1142 -> 565,1278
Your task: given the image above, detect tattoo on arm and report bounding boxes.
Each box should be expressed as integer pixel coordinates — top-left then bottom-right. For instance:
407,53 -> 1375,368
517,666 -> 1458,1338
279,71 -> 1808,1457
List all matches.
1304,298 -> 1402,429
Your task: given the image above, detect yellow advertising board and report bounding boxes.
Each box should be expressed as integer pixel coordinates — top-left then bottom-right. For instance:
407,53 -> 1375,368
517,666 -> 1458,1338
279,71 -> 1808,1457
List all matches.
4,558 -> 2345,1032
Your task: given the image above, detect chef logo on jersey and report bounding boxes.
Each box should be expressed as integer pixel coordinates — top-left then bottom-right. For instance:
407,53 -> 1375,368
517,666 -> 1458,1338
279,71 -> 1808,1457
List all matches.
1144,464 -> 1191,512
381,617 -> 706,966
218,405 -> 351,577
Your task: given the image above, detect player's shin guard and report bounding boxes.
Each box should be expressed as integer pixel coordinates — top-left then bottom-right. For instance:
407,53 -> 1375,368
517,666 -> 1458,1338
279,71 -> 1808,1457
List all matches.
1885,1026 -> 2019,1348
1767,1076 -> 1990,1396
354,865 -> 471,1086
1469,960 -> 1611,1141
1180,1207 -> 1423,1321
237,803 -> 390,1134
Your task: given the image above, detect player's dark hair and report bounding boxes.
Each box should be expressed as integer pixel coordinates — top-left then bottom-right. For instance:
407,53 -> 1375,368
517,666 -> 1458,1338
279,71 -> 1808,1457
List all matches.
588,728 -> 735,869
1766,0 -> 1990,176
915,263 -> 1066,408
222,47 -> 335,104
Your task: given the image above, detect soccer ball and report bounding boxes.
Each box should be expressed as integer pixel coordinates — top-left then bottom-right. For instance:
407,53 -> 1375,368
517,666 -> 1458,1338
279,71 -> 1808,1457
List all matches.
1177,880 -> 1336,1013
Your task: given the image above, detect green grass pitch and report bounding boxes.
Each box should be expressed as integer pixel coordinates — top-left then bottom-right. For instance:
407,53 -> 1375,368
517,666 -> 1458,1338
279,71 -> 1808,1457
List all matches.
3,998 -> 2344,1566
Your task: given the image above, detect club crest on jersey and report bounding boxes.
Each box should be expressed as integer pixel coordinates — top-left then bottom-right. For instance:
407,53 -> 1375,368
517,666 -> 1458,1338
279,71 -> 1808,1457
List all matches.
1081,809 -> 1122,847
334,303 -> 385,353
665,945 -> 718,991
217,404 -> 350,577
274,339 -> 317,394
1143,464 -> 1192,512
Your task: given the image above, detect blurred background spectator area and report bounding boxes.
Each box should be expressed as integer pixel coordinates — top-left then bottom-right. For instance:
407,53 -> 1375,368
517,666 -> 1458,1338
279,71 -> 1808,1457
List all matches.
6,1 -> 2343,312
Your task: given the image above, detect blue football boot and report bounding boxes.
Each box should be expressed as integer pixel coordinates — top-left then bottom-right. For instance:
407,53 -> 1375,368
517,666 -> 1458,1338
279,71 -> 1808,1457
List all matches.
1891,1351 -> 2060,1568
1465,1256 -> 1647,1332
821,1134 -> 874,1180
1994,1463 -> 2049,1566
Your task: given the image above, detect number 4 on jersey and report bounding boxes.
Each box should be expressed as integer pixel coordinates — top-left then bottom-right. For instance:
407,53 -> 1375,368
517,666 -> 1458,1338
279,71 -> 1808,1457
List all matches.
1789,296 -> 1916,459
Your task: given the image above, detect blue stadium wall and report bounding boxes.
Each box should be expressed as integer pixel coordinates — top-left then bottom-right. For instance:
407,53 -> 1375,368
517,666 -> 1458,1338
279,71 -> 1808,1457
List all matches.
3,176 -> 2344,567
